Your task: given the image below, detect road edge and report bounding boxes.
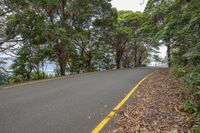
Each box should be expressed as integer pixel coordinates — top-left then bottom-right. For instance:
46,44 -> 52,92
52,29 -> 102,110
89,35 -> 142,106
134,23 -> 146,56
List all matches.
91,71 -> 155,133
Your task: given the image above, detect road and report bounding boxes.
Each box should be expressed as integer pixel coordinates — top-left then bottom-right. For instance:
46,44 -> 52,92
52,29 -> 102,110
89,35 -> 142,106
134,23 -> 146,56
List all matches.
0,67 -> 155,133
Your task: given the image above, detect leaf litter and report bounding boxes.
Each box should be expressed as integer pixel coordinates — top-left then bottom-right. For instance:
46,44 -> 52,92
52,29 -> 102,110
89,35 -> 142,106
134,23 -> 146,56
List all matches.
109,69 -> 193,133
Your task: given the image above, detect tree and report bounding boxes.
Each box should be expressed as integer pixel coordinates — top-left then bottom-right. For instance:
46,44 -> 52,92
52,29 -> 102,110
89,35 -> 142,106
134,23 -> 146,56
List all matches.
2,0 -> 113,75
11,41 -> 52,81
117,11 -> 152,67
11,44 -> 33,81
0,0 -> 155,83
104,10 -> 132,69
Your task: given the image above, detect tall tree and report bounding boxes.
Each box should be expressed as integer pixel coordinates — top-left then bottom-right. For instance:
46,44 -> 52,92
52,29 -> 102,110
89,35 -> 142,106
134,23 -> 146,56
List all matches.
2,0 -> 113,75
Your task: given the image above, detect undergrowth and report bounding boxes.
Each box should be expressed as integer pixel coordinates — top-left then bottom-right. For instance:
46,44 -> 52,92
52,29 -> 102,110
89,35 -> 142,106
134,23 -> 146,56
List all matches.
171,65 -> 200,133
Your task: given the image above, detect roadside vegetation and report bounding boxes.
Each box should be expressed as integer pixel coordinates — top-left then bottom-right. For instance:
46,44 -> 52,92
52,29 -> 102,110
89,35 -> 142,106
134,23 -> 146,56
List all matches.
145,0 -> 200,131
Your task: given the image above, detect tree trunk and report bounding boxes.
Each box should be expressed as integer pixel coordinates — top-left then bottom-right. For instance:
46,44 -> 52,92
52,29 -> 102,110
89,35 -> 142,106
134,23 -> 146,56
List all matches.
42,61 -> 45,79
137,50 -> 144,67
57,0 -> 68,76
56,47 -> 67,76
59,60 -> 66,76
36,64 -> 40,78
122,54 -> 129,68
86,61 -> 92,72
116,50 -> 122,69
85,57 -> 92,72
133,41 -> 138,67
167,45 -> 171,67
134,52 -> 137,67
138,56 -> 142,66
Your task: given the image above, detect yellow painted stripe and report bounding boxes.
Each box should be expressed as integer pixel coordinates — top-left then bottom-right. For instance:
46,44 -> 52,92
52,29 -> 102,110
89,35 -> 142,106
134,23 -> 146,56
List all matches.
91,71 -> 155,133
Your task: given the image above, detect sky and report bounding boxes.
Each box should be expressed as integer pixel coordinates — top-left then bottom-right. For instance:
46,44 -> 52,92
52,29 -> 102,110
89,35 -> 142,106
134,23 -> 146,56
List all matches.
111,0 -> 167,59
111,0 -> 148,12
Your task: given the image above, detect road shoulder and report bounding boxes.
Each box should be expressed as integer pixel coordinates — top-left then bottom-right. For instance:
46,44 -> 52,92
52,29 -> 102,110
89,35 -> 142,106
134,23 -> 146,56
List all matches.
110,69 -> 192,132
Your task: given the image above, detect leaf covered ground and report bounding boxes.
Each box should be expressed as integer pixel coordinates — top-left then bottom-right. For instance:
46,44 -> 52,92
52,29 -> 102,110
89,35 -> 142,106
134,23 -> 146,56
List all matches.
111,69 -> 193,133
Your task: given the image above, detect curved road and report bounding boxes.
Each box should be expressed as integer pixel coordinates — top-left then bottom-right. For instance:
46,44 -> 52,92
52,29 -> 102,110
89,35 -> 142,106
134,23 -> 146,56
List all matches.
0,67 -> 155,133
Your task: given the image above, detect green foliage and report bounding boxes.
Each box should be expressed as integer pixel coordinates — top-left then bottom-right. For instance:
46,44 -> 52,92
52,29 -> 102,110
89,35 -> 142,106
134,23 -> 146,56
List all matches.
195,86 -> 200,97
7,76 -> 22,83
1,0 -> 115,76
183,100 -> 200,133
184,66 -> 200,98
170,65 -> 186,78
193,125 -> 200,133
188,68 -> 200,86
144,0 -> 200,130
1,0 -> 155,80
183,101 -> 199,114
0,73 -> 8,85
31,72 -> 53,80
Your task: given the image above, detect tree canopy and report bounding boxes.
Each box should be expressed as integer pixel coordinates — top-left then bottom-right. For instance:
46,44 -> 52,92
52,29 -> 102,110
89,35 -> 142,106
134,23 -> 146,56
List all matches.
0,0 -> 156,81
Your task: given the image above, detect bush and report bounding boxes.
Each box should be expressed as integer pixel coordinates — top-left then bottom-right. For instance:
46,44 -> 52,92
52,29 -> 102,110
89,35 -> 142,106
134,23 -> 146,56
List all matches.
187,66 -> 200,86
0,73 -> 8,85
193,125 -> 200,133
195,86 -> 200,97
31,71 -> 53,80
183,100 -> 199,114
170,65 -> 186,77
184,66 -> 200,97
7,76 -> 22,83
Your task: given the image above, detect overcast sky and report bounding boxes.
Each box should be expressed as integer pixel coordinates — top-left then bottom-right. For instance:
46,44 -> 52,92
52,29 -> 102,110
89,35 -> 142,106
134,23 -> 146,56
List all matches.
111,0 -> 167,59
111,0 -> 148,12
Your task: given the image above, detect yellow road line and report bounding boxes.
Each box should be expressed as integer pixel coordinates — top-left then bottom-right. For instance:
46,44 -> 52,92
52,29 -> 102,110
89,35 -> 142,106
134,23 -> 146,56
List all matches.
91,71 -> 155,133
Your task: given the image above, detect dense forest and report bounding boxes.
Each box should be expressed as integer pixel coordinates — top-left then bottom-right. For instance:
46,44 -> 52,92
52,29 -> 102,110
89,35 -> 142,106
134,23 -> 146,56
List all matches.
0,0 -> 200,131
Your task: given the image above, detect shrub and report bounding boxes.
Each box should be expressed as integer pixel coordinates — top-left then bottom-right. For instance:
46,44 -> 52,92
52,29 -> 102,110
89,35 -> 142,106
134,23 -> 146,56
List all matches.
0,73 -> 8,85
170,65 -> 186,77
195,86 -> 200,97
7,76 -> 22,83
183,100 -> 199,114
31,71 -> 51,80
193,125 -> 200,133
187,66 -> 200,86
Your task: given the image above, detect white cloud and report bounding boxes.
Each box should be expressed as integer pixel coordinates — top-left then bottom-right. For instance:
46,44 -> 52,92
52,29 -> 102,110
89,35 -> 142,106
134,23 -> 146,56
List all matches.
159,45 -> 167,58
111,0 -> 148,12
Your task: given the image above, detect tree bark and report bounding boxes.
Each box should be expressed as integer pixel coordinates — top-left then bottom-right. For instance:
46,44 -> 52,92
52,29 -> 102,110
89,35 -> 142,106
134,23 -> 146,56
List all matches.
138,52 -> 143,67
57,0 -> 68,76
86,61 -> 92,72
56,44 -> 67,76
85,54 -> 92,72
167,44 -> 171,67
58,55 -> 67,76
116,50 -> 123,69
122,54 -> 129,68
133,41 -> 138,67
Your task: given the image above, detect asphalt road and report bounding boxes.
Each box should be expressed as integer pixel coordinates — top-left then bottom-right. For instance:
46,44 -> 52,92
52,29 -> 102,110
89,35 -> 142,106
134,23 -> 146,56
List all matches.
0,67 -> 155,133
